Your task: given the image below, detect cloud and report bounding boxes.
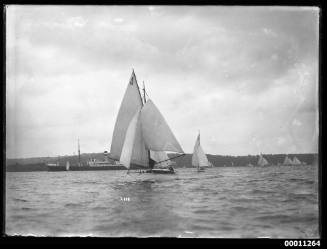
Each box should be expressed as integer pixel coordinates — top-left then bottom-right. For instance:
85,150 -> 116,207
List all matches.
6,6 -> 319,158
113,17 -> 124,23
262,27 -> 277,37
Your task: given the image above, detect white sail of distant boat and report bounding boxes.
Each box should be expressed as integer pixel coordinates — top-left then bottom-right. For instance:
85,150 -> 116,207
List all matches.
257,154 -> 269,166
65,161 -> 70,171
292,156 -> 302,165
283,155 -> 293,165
192,132 -> 210,171
110,70 -> 184,173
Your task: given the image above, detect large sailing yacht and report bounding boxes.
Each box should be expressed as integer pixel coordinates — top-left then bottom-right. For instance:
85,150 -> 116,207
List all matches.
109,70 -> 184,174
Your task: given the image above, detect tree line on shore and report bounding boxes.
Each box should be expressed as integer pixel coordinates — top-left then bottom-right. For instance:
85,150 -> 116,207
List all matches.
6,152 -> 318,172
170,153 -> 317,167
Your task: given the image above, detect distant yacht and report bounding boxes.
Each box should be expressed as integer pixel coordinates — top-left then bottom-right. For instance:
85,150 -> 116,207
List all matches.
292,156 -> 300,165
291,156 -> 306,166
192,131 -> 210,172
283,155 -> 293,166
257,153 -> 269,166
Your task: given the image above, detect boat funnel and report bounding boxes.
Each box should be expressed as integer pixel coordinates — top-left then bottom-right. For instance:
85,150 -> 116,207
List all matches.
104,151 -> 108,162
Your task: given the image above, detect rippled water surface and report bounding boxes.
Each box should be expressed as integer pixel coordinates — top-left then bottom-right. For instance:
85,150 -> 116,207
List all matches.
6,165 -> 319,237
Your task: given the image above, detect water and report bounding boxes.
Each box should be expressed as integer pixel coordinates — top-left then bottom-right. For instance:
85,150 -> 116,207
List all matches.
6,165 -> 319,238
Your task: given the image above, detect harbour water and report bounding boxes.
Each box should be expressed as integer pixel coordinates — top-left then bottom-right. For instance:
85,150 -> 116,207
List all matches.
6,165 -> 319,238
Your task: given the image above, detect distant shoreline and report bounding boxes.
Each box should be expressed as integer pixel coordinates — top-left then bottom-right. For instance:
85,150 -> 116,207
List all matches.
6,153 -> 318,172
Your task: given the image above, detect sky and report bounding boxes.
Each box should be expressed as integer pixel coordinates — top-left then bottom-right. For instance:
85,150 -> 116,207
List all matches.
6,5 -> 319,158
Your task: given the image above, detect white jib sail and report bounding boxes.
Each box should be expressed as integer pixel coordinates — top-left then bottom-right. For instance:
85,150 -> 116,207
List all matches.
192,134 -> 209,168
110,71 -> 149,167
120,110 -> 141,169
140,99 -> 184,153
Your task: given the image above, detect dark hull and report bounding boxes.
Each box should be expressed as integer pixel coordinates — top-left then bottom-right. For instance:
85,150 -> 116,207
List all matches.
144,169 -> 175,175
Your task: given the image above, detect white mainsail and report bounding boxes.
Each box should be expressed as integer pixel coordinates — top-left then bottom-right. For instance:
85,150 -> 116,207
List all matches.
192,133 -> 210,168
140,99 -> 184,153
110,71 -> 149,167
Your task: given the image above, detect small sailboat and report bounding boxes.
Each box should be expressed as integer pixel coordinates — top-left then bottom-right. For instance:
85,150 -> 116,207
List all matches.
257,153 -> 269,166
110,70 -> 185,174
192,131 -> 210,172
292,156 -> 302,166
283,155 -> 293,166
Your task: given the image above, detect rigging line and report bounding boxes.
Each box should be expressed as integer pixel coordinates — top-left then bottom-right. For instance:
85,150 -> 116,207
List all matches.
142,81 -> 150,98
155,153 -> 186,164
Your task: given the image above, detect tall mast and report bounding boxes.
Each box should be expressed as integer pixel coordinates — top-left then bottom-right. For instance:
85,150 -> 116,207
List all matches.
78,138 -> 81,166
143,80 -> 153,169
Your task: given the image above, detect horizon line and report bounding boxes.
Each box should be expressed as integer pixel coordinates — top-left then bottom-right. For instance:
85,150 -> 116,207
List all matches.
6,151 -> 319,160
